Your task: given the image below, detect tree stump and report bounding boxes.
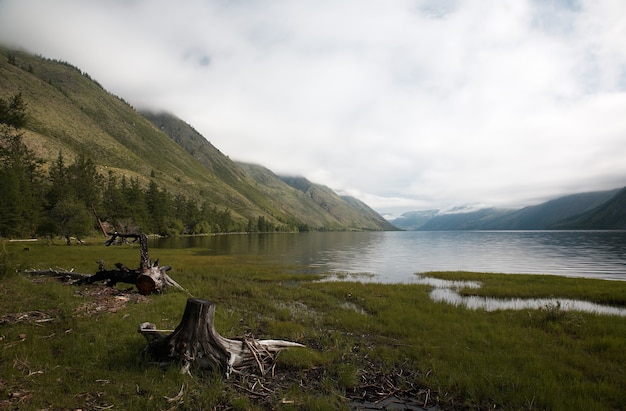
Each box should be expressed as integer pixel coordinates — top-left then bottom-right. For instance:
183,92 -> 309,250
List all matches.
138,298 -> 304,377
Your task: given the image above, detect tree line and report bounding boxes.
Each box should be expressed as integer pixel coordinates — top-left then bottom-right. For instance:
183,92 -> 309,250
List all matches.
0,93 -> 289,241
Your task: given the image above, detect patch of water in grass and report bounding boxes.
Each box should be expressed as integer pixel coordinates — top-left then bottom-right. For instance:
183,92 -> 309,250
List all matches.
413,276 -> 482,290
415,275 -> 626,317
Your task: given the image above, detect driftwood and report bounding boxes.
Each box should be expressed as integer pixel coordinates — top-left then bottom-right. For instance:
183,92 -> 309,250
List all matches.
138,298 -> 304,377
77,232 -> 186,295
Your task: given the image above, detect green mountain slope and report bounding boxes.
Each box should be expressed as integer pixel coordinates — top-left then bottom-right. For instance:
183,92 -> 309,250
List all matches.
482,190 -> 619,230
141,110 -> 395,231
551,188 -> 626,229
0,47 -> 391,231
0,48 -> 245,210
240,164 -> 399,230
339,195 -> 399,231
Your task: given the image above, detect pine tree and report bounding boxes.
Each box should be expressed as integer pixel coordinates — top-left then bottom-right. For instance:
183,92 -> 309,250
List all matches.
68,154 -> 103,209
47,152 -> 72,208
0,94 -> 43,238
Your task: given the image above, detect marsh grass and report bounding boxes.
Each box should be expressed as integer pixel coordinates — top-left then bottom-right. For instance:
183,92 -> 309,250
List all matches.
426,270 -> 626,306
1,239 -> 625,410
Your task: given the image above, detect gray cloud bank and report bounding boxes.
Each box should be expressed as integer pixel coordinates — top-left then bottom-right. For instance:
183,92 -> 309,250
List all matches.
1,0 -> 625,216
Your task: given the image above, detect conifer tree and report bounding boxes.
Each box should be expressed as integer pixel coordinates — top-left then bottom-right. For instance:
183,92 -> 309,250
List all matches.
0,94 -> 43,238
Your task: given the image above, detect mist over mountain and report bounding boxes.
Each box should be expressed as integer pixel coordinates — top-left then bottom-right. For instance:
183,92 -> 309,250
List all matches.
3,46 -> 624,234
387,210 -> 438,231
391,189 -> 626,230
0,47 -> 393,232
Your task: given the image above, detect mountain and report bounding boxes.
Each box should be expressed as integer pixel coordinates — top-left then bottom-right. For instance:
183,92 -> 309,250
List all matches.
483,190 -> 620,230
417,208 -> 512,231
142,111 -> 397,231
339,195 -> 398,231
550,187 -> 626,229
233,164 -> 397,231
391,189 -> 625,230
388,210 -> 439,230
0,46 -> 392,231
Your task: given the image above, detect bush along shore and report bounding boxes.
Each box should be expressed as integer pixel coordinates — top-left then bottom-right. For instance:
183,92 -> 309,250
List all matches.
1,238 -> 625,410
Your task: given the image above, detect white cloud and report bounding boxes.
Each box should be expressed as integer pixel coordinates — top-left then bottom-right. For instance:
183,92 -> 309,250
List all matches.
1,0 -> 626,215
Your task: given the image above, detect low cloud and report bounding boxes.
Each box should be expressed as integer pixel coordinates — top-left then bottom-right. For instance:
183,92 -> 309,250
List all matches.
1,0 -> 625,214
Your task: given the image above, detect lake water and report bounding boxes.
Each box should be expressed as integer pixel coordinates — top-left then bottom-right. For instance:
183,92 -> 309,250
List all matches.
152,230 -> 626,283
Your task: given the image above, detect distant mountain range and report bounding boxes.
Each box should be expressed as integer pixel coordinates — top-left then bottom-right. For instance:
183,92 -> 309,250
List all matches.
0,46 -> 395,232
3,46 -> 623,233
391,188 -> 626,230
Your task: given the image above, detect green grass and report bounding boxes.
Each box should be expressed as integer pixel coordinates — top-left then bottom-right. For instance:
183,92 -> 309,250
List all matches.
425,271 -> 626,306
1,239 -> 625,410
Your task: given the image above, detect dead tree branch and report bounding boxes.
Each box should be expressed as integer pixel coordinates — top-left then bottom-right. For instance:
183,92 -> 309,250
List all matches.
78,232 -> 187,295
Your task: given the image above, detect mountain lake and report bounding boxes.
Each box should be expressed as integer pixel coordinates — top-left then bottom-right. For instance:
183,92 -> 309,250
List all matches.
151,230 -> 626,282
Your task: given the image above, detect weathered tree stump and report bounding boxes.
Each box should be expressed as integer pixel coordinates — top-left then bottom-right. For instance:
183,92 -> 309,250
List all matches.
78,232 -> 186,295
138,298 -> 304,377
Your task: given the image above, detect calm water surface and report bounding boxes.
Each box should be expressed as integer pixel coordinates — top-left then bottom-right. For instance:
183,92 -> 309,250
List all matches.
152,231 -> 626,283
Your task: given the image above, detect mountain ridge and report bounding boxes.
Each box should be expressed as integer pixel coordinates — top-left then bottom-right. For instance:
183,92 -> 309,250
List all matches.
550,187 -> 626,229
391,188 -> 626,230
141,110 -> 398,231
4,46 -> 623,233
0,46 -> 394,232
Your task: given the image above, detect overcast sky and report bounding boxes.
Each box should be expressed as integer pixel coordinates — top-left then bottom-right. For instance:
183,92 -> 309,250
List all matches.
1,0 -> 625,217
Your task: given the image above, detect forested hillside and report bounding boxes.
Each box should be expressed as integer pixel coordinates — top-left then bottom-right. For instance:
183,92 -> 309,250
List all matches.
0,47 -> 393,239
141,111 -> 397,231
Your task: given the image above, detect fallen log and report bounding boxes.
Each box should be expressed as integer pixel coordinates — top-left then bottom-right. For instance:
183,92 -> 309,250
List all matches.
138,298 -> 304,377
77,232 -> 187,295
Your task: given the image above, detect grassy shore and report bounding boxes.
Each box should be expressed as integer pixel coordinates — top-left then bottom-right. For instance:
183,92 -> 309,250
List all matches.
1,239 -> 625,410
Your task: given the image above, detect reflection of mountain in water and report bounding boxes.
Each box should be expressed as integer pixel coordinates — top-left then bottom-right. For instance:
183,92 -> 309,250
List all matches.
151,231 -> 626,282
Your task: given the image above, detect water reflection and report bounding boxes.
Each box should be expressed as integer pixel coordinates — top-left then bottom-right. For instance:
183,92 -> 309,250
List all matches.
151,231 -> 626,282
414,276 -> 626,317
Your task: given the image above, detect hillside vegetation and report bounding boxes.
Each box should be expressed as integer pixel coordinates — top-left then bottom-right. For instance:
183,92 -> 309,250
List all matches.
0,47 -> 393,236
143,111 -> 396,231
